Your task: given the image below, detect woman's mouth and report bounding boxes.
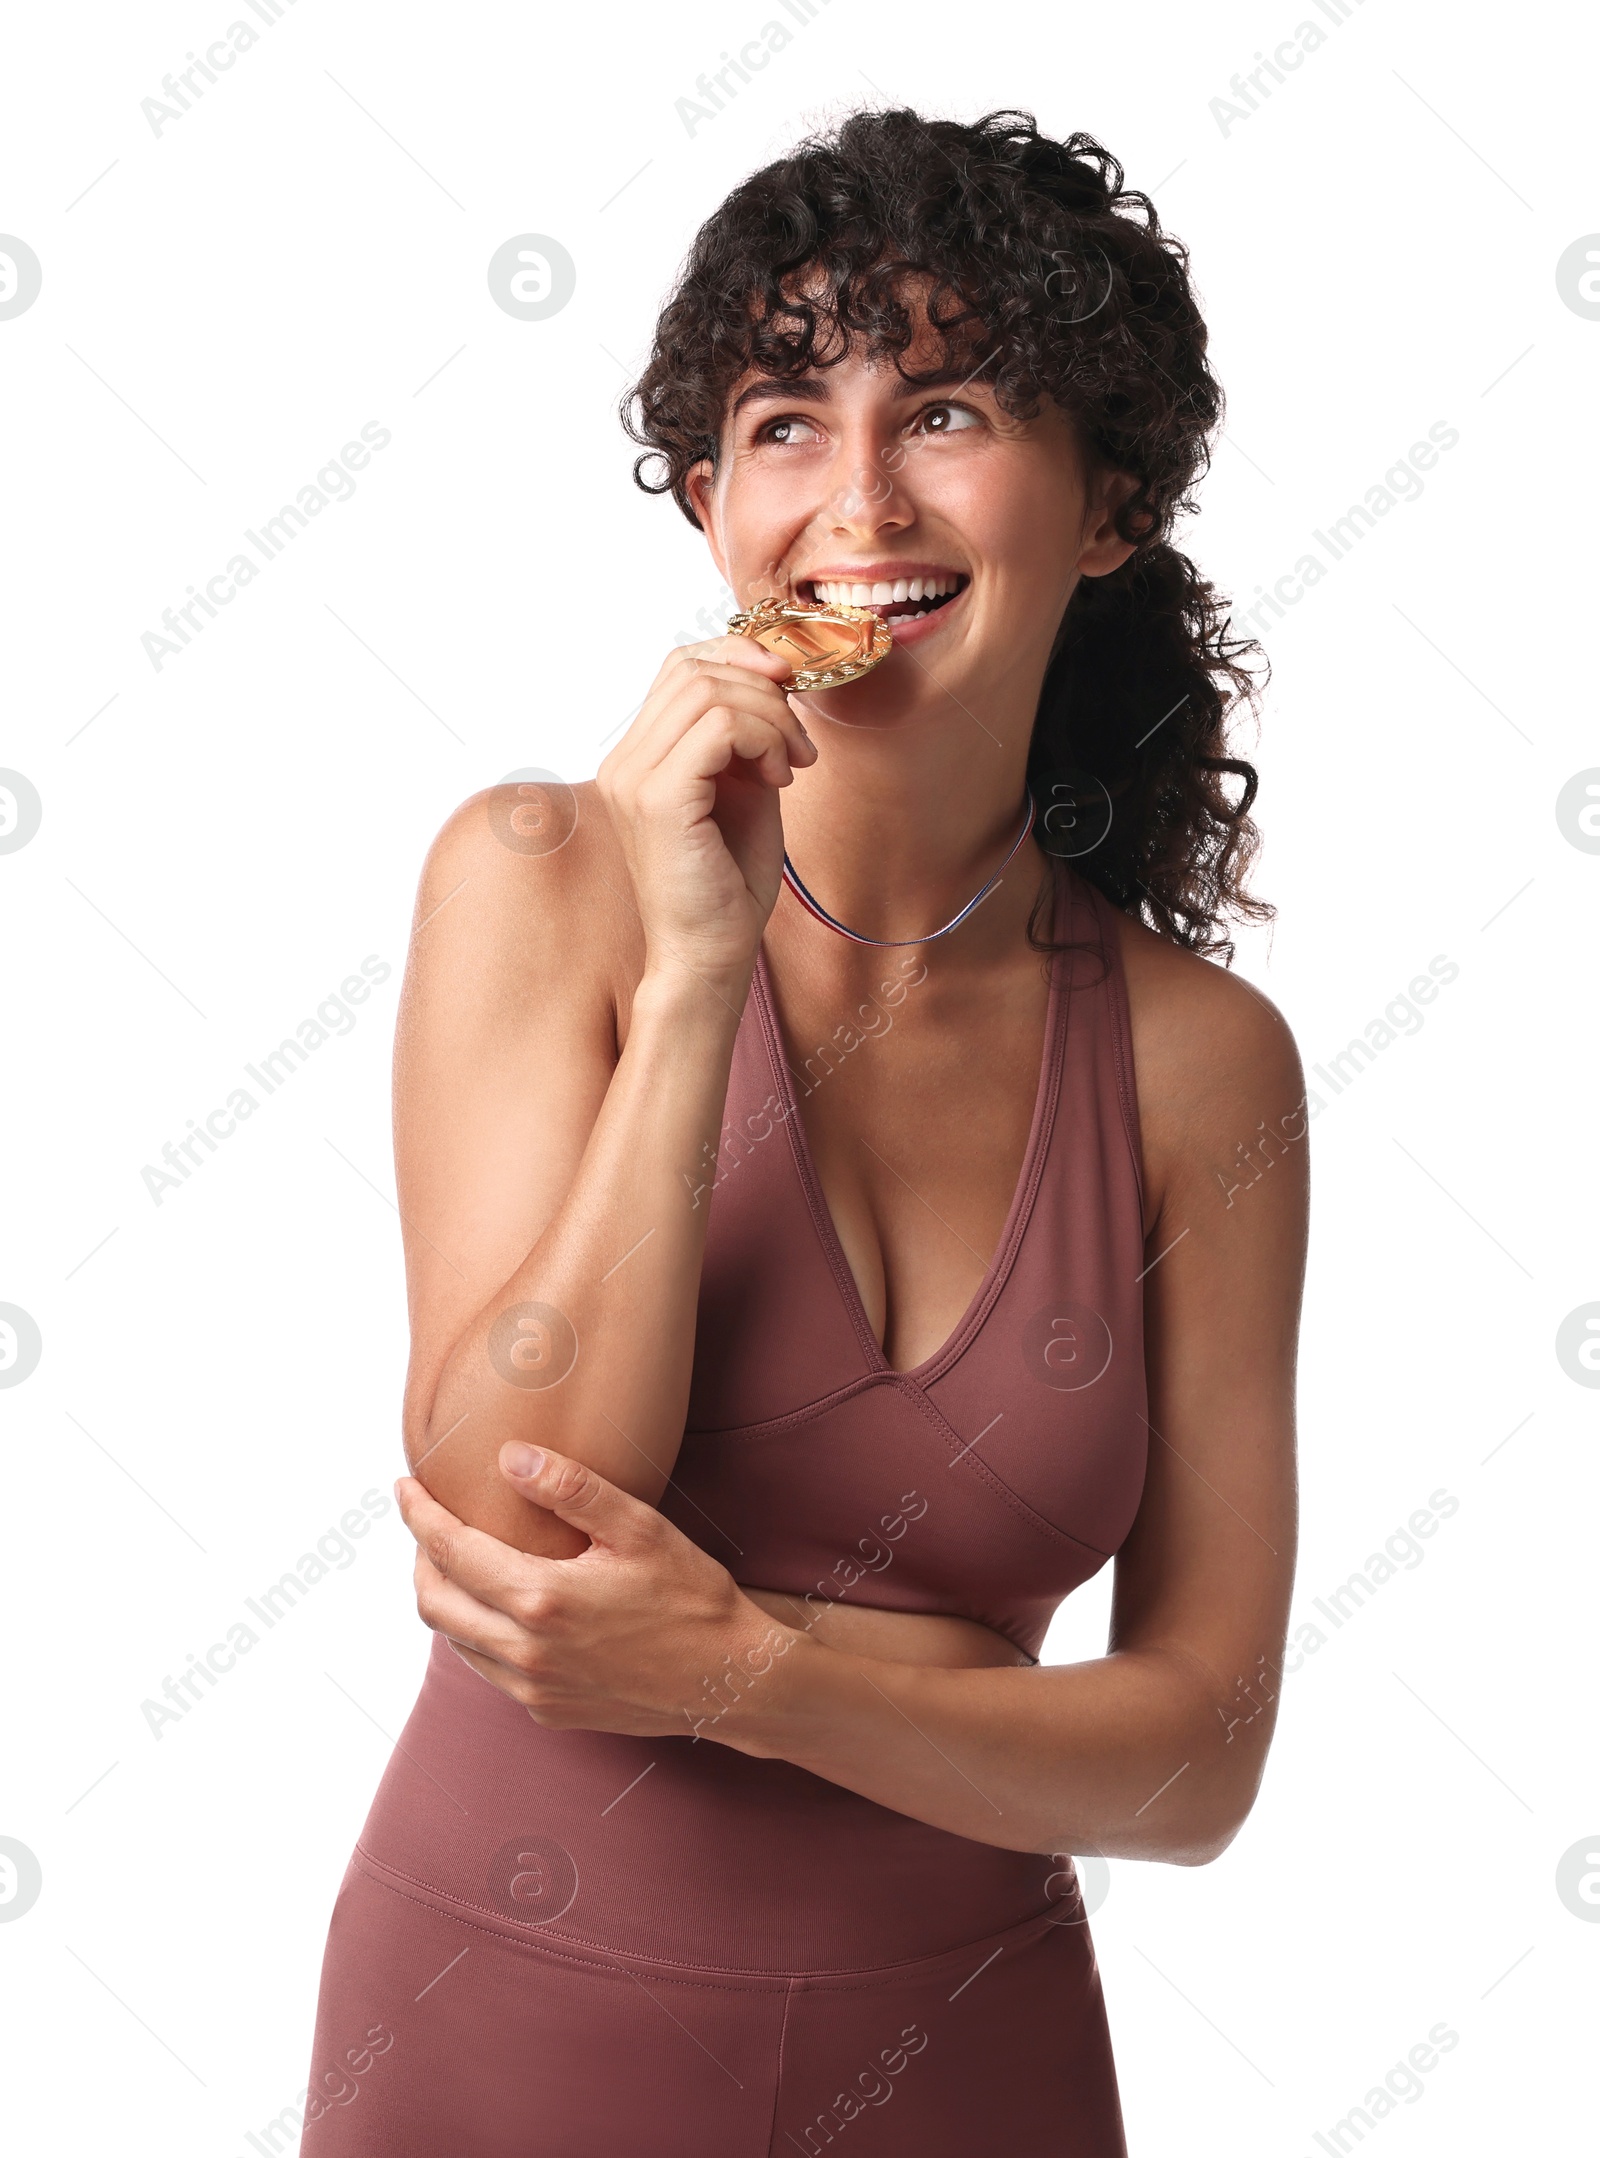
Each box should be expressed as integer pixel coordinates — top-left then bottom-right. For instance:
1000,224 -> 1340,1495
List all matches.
801,572 -> 969,626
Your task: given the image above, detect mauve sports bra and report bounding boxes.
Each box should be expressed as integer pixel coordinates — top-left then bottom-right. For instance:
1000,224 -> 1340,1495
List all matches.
666,858 -> 1151,1663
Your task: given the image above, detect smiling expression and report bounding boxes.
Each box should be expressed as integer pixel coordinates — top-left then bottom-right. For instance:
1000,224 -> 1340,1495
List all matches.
687,313 -> 1139,727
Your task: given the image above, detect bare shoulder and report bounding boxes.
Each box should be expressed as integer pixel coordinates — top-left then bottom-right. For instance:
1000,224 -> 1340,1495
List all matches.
401,778 -> 643,1043
1111,906 -> 1307,1225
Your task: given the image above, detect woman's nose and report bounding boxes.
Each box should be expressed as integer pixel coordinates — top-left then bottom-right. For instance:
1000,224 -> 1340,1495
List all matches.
819,429 -> 913,536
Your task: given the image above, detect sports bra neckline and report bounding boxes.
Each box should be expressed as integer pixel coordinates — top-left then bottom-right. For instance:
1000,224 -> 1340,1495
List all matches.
747,863 -> 1079,1385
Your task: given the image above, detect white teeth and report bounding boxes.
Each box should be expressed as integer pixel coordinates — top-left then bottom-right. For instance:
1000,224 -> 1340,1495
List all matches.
810,574 -> 962,606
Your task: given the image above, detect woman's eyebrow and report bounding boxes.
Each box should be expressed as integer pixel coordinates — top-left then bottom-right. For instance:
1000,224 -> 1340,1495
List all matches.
728,368 -> 990,419
728,375 -> 831,418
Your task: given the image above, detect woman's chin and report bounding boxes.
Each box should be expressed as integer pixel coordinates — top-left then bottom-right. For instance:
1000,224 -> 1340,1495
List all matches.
800,668 -> 952,733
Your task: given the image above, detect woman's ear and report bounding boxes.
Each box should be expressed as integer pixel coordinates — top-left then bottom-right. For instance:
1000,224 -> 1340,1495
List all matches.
684,456 -> 737,591
1079,467 -> 1146,578
684,456 -> 719,548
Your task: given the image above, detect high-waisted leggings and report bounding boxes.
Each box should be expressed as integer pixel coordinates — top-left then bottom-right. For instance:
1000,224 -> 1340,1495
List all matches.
296,1637 -> 1128,2156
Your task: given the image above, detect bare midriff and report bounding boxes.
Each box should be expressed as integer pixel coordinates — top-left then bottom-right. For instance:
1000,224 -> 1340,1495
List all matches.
741,1585 -> 1031,1668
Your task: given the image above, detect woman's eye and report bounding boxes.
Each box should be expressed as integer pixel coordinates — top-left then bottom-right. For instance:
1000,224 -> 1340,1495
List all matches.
916,403 -> 980,435
756,413 -> 821,446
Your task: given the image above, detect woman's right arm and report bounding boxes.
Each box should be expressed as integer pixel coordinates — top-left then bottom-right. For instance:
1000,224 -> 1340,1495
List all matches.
393,639 -> 812,1558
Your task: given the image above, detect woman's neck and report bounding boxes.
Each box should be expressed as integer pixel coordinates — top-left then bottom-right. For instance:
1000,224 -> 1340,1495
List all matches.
772,724 -> 1044,959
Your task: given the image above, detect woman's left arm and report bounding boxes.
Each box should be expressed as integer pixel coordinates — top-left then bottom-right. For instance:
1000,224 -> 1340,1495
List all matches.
725,956 -> 1309,1863
397,955 -> 1307,1865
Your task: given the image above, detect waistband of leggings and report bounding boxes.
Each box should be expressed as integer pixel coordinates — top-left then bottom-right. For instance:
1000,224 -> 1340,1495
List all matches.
349,1841 -> 1088,1994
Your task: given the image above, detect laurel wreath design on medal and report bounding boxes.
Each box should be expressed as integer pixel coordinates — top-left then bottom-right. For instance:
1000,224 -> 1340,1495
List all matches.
724,595 -> 893,692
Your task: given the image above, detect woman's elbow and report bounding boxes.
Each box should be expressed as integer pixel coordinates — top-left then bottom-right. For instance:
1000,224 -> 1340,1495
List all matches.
1170,1764 -> 1267,1866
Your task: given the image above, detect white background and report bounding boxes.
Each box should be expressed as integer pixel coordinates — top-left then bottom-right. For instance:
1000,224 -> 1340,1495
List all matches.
1,2 -> 1595,2151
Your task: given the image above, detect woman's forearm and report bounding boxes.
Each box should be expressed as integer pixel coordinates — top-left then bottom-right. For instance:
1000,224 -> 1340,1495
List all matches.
407,964 -> 748,1552
718,1630 -> 1272,1863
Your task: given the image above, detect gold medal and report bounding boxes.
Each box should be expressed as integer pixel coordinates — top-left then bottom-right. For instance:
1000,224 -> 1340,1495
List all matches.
724,595 -> 892,692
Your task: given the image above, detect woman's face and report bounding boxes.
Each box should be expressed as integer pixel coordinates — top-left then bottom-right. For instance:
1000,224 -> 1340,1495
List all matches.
687,305 -> 1139,731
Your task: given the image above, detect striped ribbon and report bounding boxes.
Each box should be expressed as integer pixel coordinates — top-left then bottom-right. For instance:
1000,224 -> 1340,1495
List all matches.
779,793 -> 1037,947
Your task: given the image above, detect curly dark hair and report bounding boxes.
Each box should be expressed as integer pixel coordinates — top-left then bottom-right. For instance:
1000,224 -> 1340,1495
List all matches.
621,105 -> 1273,963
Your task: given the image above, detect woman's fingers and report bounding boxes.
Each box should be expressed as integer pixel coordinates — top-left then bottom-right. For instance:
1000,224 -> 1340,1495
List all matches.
609,647 -> 814,787
395,1475 -> 560,1629
620,680 -> 811,798
591,631 -> 818,981
397,1468 -> 780,1736
648,632 -> 793,704
650,700 -> 803,799
411,1542 -> 542,1687
496,1443 -> 662,1555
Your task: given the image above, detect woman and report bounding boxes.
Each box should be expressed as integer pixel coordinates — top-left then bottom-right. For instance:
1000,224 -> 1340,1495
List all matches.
299,108 -> 1307,2155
